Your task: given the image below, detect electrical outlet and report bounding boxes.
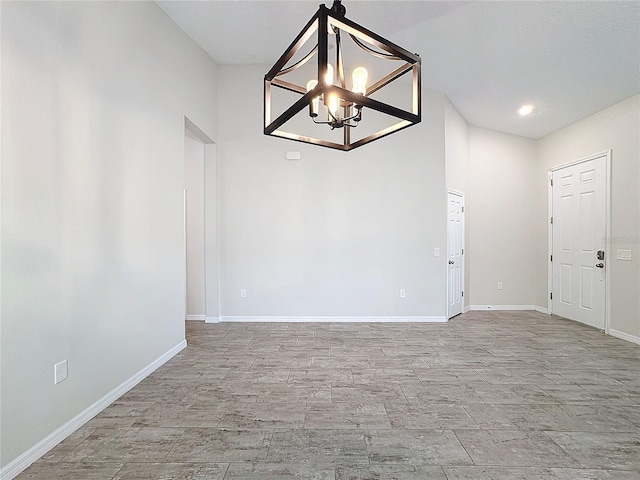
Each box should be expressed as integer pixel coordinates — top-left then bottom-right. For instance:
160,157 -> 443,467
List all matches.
54,359 -> 68,384
497,282 -> 503,290
399,289 -> 406,298
240,289 -> 247,298
434,248 -> 440,257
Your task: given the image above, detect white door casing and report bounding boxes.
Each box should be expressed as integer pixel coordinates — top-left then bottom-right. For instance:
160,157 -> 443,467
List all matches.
447,190 -> 465,319
550,153 -> 609,330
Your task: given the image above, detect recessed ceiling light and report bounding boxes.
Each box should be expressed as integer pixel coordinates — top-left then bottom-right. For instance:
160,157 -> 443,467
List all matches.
519,104 -> 534,116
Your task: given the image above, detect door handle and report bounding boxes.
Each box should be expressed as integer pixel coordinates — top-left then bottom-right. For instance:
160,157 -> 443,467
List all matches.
596,263 -> 604,268
448,260 -> 454,264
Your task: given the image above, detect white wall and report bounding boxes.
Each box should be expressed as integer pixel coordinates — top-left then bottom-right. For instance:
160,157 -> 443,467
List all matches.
184,127 -> 206,317
468,128 -> 538,307
535,95 -> 640,339
217,65 -> 448,319
1,1 -> 217,469
445,98 -> 470,194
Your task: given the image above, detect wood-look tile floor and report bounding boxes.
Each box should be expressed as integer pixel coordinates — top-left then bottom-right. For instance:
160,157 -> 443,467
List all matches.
18,311 -> 640,479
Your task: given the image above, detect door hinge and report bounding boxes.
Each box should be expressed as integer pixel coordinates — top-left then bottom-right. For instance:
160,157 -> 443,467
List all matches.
550,255 -> 553,262
550,292 -> 553,300
462,248 -> 464,255
461,291 -> 464,297
462,206 -> 464,213
550,178 -> 553,186
550,216 -> 553,224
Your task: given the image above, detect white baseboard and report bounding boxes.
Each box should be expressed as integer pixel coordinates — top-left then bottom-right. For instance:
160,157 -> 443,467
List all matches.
608,329 -> 640,346
0,340 -> 187,480
468,305 -> 537,311
219,316 -> 447,323
205,316 -> 220,323
186,314 -> 206,321
533,306 -> 549,314
463,306 -> 471,313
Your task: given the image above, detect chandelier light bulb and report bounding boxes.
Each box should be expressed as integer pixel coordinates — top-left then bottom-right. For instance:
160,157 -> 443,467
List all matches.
351,67 -> 368,95
324,64 -> 334,86
328,93 -> 340,119
306,79 -> 319,117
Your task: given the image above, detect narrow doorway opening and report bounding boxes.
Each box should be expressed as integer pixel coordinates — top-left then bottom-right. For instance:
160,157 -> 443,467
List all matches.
184,118 -> 218,323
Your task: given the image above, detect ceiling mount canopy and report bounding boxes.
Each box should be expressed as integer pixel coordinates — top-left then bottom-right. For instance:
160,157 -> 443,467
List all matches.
264,0 -> 421,151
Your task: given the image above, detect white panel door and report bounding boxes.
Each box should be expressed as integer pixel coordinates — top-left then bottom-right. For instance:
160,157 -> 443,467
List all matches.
447,191 -> 464,319
552,156 -> 606,329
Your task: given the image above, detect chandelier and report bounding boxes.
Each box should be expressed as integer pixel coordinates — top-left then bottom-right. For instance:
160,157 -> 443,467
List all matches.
264,0 -> 421,151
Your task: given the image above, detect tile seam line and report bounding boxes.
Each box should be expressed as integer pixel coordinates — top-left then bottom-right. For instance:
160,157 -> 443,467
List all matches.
540,430 -> 590,469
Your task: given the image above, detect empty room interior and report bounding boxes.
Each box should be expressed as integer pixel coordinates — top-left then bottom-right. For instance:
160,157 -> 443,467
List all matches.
2,1 -> 640,479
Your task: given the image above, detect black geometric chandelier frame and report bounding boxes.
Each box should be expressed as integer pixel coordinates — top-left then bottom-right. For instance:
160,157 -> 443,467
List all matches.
264,0 -> 421,151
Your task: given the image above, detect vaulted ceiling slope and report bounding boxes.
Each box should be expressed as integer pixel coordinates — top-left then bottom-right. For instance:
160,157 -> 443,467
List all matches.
157,0 -> 640,139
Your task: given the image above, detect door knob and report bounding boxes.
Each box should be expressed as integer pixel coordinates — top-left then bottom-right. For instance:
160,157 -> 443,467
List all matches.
448,260 -> 454,264
596,263 -> 604,268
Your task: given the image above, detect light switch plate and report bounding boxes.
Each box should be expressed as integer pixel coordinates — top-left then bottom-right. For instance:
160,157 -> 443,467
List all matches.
616,249 -> 632,261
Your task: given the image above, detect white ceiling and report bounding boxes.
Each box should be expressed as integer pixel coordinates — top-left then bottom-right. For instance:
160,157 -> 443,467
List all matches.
157,0 -> 640,139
